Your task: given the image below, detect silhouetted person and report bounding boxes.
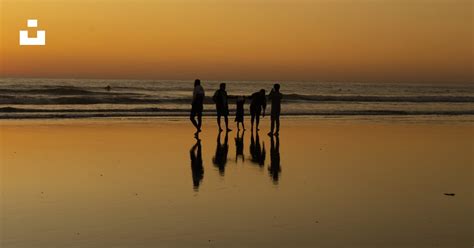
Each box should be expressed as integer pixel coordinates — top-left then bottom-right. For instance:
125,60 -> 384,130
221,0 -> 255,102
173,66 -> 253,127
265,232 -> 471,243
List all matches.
249,89 -> 266,132
235,129 -> 245,162
212,83 -> 231,132
190,137 -> 204,191
190,79 -> 205,134
105,85 -> 111,91
268,135 -> 281,184
250,131 -> 266,167
235,96 -> 246,130
213,131 -> 229,176
268,84 -> 283,136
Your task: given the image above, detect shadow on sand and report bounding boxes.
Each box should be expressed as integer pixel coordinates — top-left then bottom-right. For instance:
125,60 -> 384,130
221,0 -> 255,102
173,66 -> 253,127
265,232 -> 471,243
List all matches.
189,137 -> 204,191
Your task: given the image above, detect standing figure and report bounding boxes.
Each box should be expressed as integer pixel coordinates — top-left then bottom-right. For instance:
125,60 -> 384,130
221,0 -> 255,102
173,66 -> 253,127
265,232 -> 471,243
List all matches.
249,89 -> 266,132
212,83 -> 231,132
268,84 -> 283,136
235,96 -> 246,130
190,79 -> 205,135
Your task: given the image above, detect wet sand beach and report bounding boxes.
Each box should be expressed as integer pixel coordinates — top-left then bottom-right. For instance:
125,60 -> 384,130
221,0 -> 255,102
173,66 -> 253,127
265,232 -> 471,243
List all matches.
0,117 -> 472,248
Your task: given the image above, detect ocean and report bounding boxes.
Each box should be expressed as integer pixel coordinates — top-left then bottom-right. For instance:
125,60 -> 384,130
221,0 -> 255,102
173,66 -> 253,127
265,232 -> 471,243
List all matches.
0,78 -> 473,119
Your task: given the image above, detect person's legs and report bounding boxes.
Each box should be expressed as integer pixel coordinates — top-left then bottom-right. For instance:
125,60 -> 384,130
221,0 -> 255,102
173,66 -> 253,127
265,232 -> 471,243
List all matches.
217,114 -> 222,131
190,111 -> 198,130
197,113 -> 202,131
255,113 -> 260,131
224,115 -> 231,131
269,115 -> 275,135
275,114 -> 280,134
251,114 -> 255,131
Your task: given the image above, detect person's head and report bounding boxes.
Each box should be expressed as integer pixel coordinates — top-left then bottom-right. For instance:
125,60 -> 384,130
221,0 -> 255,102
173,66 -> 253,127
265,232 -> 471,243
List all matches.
274,83 -> 280,92
194,79 -> 201,87
259,89 -> 265,96
220,83 -> 226,91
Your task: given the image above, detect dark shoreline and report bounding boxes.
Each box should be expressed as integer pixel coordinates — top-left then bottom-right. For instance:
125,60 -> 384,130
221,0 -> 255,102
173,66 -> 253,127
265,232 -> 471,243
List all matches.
1,111 -> 474,120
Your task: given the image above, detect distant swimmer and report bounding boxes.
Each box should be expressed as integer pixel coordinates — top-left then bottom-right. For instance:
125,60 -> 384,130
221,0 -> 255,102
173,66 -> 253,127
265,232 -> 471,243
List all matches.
105,85 -> 111,91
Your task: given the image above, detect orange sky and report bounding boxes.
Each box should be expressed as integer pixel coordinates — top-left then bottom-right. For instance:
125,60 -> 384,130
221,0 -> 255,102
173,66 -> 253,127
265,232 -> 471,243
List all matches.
0,0 -> 472,83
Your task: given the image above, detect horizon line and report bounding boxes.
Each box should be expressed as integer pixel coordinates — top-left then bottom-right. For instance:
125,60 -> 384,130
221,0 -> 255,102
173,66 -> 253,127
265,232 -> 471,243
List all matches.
0,76 -> 472,85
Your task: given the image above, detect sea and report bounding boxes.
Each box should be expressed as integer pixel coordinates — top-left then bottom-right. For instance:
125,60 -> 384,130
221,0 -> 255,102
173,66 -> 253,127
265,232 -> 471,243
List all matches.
0,78 -> 473,119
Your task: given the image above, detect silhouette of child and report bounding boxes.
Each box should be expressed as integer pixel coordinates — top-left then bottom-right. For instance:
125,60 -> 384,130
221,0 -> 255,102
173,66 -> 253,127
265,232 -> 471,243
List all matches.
235,96 -> 245,130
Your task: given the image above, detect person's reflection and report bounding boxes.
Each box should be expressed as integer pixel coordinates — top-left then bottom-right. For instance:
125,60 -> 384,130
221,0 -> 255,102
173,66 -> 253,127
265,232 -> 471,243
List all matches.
235,130 -> 245,162
213,131 -> 229,176
268,135 -> 281,184
189,137 -> 204,191
250,131 -> 265,167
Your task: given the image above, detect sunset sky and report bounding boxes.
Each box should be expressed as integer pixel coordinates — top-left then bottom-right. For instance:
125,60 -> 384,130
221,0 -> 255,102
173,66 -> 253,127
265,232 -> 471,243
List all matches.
0,0 -> 472,83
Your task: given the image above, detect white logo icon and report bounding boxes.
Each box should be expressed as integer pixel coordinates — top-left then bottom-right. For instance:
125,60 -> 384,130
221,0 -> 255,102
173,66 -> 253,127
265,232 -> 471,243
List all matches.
19,19 -> 46,46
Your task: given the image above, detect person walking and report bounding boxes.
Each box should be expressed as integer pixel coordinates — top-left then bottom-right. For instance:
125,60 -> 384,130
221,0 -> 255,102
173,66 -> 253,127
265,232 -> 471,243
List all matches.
190,79 -> 205,135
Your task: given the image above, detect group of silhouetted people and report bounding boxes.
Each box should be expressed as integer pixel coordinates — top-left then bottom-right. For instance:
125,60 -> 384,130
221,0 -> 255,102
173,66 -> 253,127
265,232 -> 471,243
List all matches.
190,79 -> 283,136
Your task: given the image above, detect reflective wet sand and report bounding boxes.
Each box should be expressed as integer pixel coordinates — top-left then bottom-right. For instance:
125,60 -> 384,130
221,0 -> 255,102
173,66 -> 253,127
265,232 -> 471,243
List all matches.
1,118 -> 472,248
